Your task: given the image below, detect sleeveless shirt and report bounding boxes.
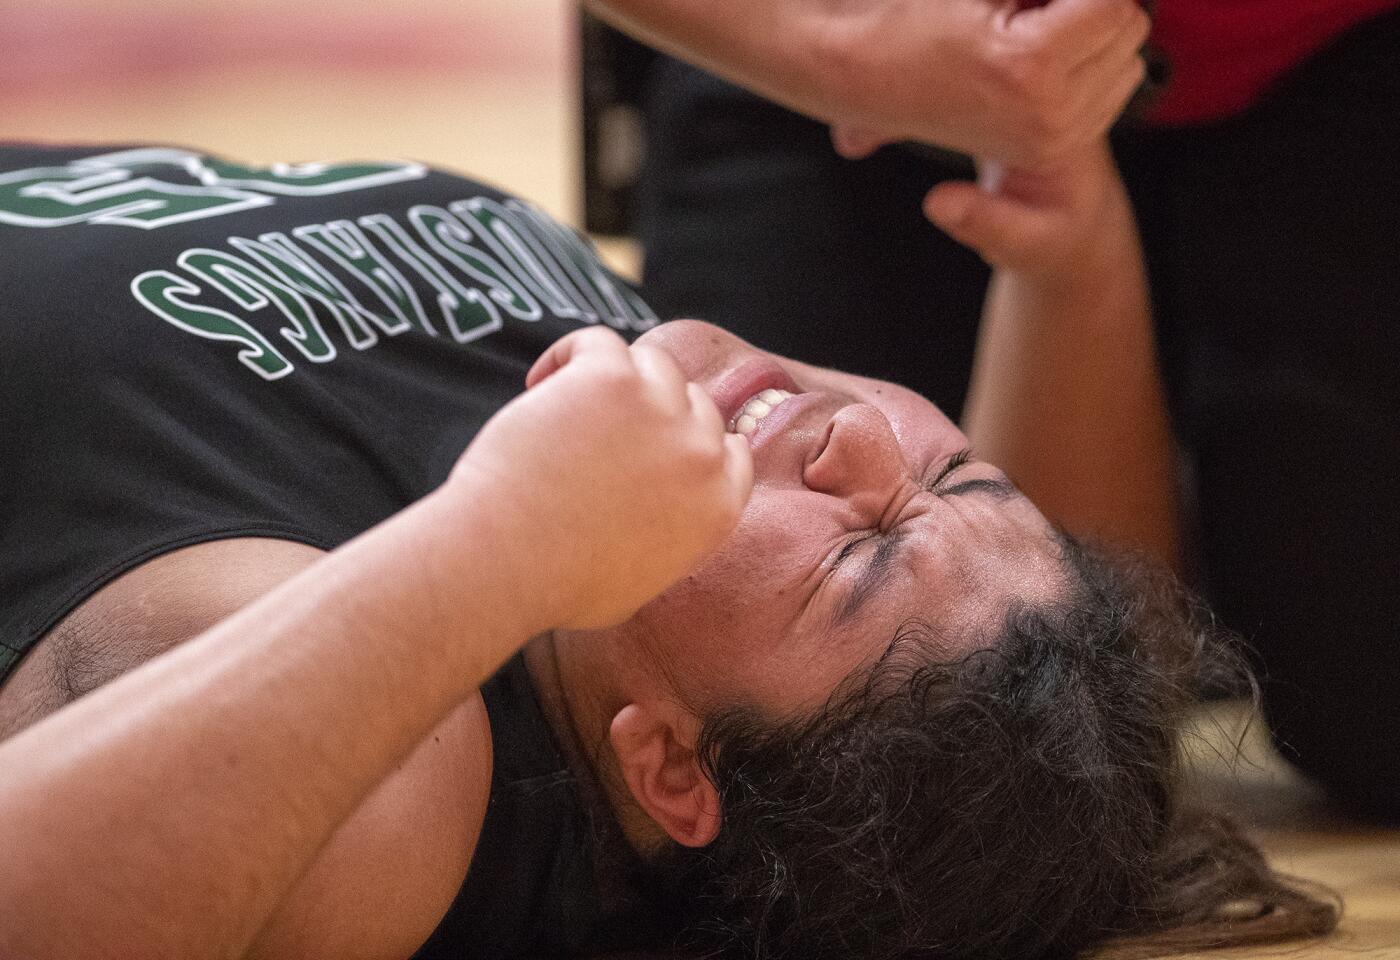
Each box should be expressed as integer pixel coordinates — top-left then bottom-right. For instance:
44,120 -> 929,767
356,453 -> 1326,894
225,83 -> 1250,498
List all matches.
0,143 -> 660,957
0,142 -> 654,677
414,655 -> 668,959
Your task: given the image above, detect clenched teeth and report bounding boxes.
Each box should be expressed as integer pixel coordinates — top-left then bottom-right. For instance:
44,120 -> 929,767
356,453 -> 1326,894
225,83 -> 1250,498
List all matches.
730,388 -> 795,436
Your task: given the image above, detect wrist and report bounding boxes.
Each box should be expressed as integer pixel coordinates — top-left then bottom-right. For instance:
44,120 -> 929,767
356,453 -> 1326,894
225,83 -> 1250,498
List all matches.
416,471 -> 559,651
1001,150 -> 1140,285
1050,187 -> 1142,289
802,1 -> 931,124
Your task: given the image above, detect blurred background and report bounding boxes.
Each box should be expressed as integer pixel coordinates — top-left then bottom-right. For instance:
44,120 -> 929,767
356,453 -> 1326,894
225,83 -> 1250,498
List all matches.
5,7 -> 1398,954
1,0 -> 583,233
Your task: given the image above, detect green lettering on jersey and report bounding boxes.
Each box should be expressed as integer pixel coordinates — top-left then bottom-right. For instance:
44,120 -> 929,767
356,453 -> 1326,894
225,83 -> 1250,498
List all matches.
406,206 -> 542,323
509,201 -> 657,332
0,166 -> 271,230
192,156 -> 427,195
229,234 -> 398,350
177,249 -> 337,363
292,220 -> 437,335
131,270 -> 295,380
450,197 -> 592,322
357,213 -> 503,344
0,149 -> 425,230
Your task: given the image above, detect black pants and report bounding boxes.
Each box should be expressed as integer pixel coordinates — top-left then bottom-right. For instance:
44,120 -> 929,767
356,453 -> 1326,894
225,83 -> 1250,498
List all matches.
635,11 -> 1400,819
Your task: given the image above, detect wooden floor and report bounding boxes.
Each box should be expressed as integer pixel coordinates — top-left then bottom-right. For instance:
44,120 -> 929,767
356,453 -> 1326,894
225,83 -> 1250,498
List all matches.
0,0 -> 578,225
1176,702 -> 1400,959
4,4 -> 1397,956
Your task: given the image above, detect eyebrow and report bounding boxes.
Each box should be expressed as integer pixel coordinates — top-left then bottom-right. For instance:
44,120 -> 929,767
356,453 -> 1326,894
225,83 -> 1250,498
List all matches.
833,475 -> 1022,626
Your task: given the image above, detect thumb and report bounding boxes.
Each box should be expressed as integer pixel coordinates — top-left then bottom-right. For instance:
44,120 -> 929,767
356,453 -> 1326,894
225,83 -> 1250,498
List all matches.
923,181 -> 1057,269
720,432 -> 755,525
525,325 -> 628,389
830,124 -> 891,160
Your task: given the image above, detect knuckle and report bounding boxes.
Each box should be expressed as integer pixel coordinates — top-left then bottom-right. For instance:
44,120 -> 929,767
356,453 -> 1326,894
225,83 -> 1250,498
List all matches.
651,377 -> 690,415
684,432 -> 724,468
574,325 -> 619,349
991,45 -> 1069,132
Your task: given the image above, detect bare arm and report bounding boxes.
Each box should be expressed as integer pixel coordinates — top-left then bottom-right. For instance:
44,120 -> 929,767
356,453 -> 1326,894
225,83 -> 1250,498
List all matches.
0,537 -> 490,960
0,489 -> 524,960
586,0 -> 1150,165
943,146 -> 1182,570
0,327 -> 751,960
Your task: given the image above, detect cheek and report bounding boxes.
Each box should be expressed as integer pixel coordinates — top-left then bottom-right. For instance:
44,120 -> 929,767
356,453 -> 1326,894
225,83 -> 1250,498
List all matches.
636,544 -> 769,670
705,493 -> 823,595
887,402 -> 961,454
632,580 -> 759,709
634,501 -> 818,697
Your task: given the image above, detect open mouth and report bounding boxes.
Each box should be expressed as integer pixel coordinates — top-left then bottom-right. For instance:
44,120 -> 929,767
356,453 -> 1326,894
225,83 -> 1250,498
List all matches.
729,388 -> 797,436
711,358 -> 802,426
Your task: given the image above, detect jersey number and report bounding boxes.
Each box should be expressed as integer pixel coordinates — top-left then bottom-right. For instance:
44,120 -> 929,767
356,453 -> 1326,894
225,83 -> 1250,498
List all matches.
0,148 -> 425,231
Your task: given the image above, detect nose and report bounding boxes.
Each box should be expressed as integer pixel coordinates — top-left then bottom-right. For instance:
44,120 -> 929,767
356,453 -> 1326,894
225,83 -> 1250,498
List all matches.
803,403 -> 918,527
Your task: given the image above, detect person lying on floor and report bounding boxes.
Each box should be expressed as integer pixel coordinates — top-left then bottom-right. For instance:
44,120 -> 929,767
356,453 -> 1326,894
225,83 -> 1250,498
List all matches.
0,140 -> 1334,960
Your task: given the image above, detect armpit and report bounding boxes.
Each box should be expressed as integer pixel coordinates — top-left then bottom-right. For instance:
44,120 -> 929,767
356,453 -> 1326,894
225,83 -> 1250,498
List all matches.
0,640 -> 67,739
0,537 -> 325,740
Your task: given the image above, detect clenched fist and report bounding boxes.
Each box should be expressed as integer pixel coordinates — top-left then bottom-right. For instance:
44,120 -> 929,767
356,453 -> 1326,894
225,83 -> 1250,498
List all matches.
451,327 -> 753,631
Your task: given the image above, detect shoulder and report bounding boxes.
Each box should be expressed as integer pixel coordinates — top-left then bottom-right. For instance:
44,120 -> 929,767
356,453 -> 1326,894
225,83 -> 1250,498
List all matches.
249,693 -> 493,960
0,535 -> 498,960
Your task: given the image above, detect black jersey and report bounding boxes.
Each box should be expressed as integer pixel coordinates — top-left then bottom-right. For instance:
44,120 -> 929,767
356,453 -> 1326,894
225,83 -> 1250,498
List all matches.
0,143 -> 655,679
0,143 -> 662,957
415,655 -> 667,960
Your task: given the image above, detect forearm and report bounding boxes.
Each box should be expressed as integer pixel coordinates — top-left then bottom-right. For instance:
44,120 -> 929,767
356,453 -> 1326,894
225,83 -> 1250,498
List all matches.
585,0 -> 842,119
587,0 -> 1151,166
963,185 -> 1182,570
587,0 -> 1011,141
0,482 -> 534,960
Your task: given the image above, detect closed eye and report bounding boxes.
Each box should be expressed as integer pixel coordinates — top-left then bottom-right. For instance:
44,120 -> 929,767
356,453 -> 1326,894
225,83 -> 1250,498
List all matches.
923,447 -> 973,492
825,447 -> 1022,626
833,534 -> 871,567
832,448 -> 973,572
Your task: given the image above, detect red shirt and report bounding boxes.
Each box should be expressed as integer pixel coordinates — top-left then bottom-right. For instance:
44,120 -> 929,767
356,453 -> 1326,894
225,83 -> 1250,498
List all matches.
1148,0 -> 1400,124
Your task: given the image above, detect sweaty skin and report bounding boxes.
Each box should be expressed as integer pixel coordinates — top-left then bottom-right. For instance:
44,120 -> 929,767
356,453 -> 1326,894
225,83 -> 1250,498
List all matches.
593,319 -> 1061,714
530,319 -> 1065,855
0,138 -> 1171,960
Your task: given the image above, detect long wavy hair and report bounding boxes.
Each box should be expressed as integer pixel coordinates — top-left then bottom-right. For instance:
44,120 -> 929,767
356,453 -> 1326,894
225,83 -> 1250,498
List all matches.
643,532 -> 1337,960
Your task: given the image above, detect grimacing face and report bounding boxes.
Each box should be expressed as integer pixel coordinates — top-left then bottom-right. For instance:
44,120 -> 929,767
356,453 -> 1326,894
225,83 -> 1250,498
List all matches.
605,319 -> 1065,718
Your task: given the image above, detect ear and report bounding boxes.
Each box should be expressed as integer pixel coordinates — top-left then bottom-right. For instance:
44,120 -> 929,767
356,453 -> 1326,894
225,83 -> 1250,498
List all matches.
609,702 -> 721,848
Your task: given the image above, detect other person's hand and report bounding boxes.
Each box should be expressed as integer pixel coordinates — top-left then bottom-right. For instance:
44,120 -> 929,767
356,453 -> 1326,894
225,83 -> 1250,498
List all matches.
827,0 -> 1149,166
921,138 -> 1132,276
452,326 -> 753,632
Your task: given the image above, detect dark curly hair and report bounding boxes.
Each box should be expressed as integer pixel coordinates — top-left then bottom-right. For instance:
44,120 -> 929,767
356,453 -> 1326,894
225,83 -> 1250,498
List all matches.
643,533 -> 1337,960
